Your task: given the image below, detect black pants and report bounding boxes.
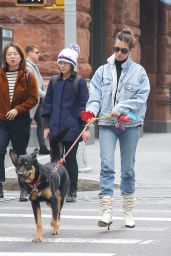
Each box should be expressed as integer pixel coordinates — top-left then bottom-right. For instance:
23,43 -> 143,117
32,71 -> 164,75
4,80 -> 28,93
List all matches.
0,114 -> 31,184
33,101 -> 47,148
50,140 -> 79,191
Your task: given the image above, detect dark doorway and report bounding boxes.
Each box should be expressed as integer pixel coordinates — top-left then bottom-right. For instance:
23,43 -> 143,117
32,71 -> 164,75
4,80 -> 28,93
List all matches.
140,0 -> 159,131
140,0 -> 158,74
90,0 -> 106,77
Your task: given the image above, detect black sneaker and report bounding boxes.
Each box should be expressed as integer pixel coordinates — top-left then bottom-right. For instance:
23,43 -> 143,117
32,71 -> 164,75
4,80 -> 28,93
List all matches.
0,183 -> 4,198
39,146 -> 50,155
19,190 -> 28,202
66,189 -> 77,202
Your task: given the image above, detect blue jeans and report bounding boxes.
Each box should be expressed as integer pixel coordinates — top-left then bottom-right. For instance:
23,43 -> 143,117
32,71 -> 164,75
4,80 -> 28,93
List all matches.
99,125 -> 140,197
0,113 -> 31,182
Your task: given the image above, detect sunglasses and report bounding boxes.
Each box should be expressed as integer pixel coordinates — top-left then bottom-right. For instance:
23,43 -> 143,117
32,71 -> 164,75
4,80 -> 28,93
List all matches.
32,51 -> 40,55
113,46 -> 129,55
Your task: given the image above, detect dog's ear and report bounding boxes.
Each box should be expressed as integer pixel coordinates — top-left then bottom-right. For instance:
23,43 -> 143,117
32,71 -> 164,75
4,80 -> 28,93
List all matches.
9,149 -> 18,165
31,148 -> 39,159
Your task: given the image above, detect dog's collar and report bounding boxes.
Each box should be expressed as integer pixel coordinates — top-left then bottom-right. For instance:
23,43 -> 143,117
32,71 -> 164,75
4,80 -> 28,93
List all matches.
29,174 -> 41,190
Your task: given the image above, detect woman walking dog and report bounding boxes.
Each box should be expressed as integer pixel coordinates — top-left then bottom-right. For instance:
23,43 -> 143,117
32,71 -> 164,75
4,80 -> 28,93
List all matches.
85,27 -> 150,229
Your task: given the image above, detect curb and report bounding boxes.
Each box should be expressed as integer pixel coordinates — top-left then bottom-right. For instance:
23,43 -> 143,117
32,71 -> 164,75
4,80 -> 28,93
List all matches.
4,178 -> 100,192
4,178 -> 120,192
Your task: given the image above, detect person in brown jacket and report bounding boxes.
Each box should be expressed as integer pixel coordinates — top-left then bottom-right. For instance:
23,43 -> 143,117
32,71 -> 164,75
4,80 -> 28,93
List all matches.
0,42 -> 38,201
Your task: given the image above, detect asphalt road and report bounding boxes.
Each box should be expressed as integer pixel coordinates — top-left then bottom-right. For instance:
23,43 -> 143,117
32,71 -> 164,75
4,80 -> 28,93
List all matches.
0,188 -> 171,256
1,133 -> 171,255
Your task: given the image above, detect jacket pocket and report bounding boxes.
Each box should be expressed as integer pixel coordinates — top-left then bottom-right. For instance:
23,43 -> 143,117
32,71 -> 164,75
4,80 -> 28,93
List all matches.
101,79 -> 112,94
102,78 -> 111,85
125,83 -> 139,92
119,83 -> 139,101
101,80 -> 112,109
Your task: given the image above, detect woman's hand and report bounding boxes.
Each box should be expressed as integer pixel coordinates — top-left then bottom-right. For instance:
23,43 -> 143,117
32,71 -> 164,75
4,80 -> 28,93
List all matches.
107,112 -> 119,120
89,117 -> 96,124
44,128 -> 50,139
6,109 -> 18,120
82,130 -> 90,141
85,111 -> 96,124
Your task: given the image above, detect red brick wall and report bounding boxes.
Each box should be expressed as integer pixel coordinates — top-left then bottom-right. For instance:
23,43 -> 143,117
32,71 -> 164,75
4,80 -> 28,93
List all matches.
0,0 -> 91,79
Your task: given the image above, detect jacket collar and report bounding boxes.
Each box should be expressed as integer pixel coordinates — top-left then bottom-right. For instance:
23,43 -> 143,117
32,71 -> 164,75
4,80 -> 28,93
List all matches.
2,68 -> 28,79
57,73 -> 75,81
107,54 -> 133,70
26,58 -> 39,71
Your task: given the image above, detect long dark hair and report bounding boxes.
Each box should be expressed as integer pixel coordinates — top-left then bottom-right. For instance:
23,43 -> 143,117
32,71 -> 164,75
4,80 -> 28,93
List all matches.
2,42 -> 26,71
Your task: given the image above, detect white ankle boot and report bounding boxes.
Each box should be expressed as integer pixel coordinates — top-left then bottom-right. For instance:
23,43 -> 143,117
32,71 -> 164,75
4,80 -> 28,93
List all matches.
122,193 -> 135,228
98,195 -> 113,229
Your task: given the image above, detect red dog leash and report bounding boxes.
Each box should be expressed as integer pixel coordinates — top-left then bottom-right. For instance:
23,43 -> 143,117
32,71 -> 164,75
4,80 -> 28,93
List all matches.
50,120 -> 91,177
50,111 -> 135,176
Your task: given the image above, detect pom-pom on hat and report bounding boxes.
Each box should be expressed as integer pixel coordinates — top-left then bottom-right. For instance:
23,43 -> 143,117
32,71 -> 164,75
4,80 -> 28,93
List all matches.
57,43 -> 80,70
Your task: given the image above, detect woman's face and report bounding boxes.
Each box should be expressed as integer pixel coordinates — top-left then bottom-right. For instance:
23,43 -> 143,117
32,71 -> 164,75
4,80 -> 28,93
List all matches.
5,46 -> 21,71
113,39 -> 129,61
58,61 -> 72,77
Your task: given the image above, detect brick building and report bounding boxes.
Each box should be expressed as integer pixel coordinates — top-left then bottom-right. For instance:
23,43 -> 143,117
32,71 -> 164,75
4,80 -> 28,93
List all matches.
0,0 -> 171,132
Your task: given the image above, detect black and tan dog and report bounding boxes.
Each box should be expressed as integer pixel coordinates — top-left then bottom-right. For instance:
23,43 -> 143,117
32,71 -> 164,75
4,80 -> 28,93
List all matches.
9,148 -> 69,242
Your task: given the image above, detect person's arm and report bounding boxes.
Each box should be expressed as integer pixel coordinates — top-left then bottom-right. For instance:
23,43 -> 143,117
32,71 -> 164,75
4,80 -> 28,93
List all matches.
86,65 -> 104,117
78,77 -> 89,117
14,72 -> 38,114
41,79 -> 53,128
26,61 -> 45,99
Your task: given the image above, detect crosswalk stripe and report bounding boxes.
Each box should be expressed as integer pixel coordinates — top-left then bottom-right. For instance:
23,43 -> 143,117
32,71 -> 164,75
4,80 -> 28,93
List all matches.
0,253 -> 116,256
0,223 -> 167,231
0,213 -> 171,222
0,236 -> 155,244
1,206 -> 171,214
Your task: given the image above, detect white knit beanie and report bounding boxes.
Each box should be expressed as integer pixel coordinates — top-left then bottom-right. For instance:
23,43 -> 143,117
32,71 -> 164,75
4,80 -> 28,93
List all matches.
57,44 -> 80,71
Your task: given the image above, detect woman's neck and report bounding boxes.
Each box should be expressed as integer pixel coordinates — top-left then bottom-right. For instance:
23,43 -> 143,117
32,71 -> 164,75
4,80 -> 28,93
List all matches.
115,58 -> 127,66
62,72 -> 72,80
8,66 -> 19,72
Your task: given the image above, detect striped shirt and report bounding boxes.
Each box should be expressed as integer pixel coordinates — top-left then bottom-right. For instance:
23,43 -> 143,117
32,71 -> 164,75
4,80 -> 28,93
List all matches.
6,71 -> 18,103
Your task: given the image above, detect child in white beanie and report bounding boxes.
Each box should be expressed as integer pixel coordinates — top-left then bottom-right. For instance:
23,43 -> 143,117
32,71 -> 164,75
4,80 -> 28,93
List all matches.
57,44 -> 80,71
42,43 -> 90,202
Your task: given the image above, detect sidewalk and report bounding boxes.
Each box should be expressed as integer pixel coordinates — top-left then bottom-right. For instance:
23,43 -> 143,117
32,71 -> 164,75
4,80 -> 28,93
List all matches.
4,132 -> 171,191
84,132 -> 171,189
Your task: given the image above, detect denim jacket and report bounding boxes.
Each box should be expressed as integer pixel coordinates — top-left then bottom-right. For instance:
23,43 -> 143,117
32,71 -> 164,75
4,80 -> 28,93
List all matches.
86,55 -> 150,127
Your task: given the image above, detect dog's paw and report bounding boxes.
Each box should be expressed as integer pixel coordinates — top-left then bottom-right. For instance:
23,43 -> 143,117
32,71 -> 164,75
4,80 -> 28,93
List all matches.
52,230 -> 58,235
32,236 -> 42,242
32,238 -> 42,242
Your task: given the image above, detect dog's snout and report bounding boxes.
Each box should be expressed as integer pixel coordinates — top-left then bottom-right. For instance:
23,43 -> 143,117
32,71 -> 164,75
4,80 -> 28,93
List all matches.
17,172 -> 25,182
17,171 -> 25,178
18,172 -> 24,177
16,167 -> 25,177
